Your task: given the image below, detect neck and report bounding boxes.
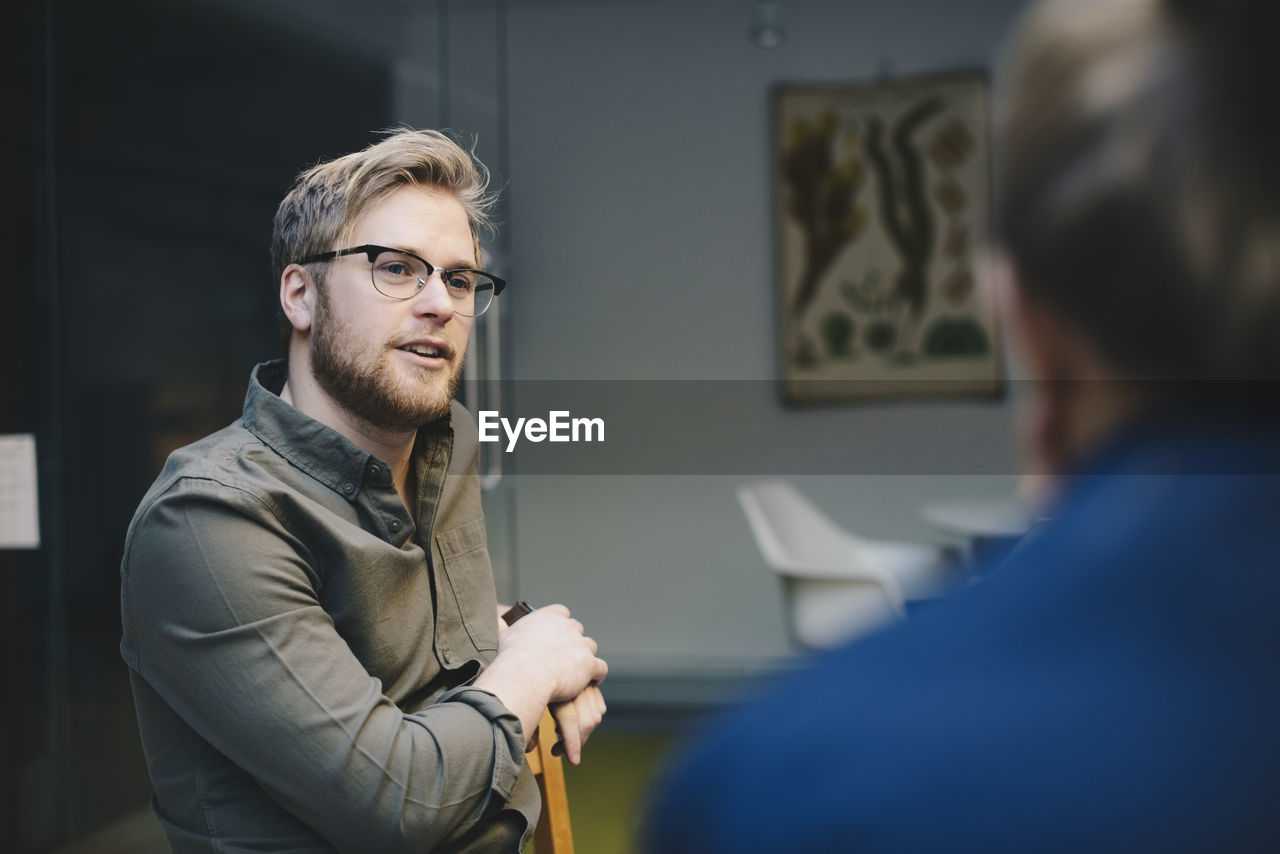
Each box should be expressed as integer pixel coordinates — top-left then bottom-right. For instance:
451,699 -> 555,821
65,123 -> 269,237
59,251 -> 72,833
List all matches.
280,364 -> 418,508
1061,378 -> 1148,467
1024,374 -> 1150,509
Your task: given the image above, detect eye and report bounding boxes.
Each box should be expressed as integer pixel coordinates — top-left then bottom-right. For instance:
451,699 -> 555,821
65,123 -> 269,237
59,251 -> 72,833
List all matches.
380,261 -> 414,278
445,271 -> 476,294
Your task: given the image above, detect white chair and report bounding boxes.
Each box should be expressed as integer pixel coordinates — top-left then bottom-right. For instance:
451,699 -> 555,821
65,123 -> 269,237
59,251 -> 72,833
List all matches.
738,480 -> 953,648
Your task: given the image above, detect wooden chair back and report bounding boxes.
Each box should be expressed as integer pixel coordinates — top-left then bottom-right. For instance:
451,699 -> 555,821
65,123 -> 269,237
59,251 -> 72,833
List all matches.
527,707 -> 574,853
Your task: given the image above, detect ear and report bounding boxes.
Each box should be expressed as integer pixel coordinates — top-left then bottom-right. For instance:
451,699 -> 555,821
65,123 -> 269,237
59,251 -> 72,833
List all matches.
992,251 -> 1084,484
280,263 -> 317,335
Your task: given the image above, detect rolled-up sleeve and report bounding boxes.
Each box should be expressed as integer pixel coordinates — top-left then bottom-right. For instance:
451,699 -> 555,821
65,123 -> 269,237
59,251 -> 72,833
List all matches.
121,477 -> 530,853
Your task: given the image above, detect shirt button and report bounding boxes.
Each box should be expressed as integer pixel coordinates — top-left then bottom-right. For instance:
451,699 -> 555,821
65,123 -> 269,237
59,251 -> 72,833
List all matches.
369,464 -> 380,476
342,482 -> 355,495
389,520 -> 401,532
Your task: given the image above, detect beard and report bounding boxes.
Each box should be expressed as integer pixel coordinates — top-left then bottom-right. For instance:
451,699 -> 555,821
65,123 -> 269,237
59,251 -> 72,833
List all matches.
310,287 -> 463,432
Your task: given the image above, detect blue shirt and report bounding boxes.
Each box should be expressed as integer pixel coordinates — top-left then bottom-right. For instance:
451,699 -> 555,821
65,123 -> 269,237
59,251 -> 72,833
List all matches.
644,413 -> 1280,853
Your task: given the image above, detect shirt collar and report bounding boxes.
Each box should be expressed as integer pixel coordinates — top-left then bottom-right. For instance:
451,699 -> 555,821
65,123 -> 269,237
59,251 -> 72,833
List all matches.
240,359 -> 453,500
1068,404 -> 1280,481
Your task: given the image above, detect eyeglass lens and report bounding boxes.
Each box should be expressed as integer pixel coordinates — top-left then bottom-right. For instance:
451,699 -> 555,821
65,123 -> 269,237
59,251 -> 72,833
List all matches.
371,249 -> 496,316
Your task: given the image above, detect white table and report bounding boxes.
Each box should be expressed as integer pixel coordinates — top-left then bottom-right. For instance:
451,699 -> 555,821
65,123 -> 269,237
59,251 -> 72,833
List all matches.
921,496 -> 1036,572
920,496 -> 1034,540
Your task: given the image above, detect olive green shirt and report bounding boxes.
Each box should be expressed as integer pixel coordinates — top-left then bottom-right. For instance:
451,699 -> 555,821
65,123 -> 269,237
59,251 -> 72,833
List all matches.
120,360 -> 538,853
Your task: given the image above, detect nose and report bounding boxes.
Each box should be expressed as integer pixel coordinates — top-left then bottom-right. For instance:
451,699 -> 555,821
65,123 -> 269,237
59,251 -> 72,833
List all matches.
410,269 -> 456,321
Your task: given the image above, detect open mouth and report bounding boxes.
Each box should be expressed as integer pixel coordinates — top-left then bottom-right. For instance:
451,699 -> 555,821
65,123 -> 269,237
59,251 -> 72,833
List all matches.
398,344 -> 448,359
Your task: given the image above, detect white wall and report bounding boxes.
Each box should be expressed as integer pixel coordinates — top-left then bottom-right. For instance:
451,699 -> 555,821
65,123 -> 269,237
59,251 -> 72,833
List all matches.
499,0 -> 1034,699
196,0 -> 1036,699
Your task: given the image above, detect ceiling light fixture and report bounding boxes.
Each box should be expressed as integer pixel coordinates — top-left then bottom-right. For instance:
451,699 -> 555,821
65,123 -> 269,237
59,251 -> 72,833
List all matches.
749,1 -> 787,49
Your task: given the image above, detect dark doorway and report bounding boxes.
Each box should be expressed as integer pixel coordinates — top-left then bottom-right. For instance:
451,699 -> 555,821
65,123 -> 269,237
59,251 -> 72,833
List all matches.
4,0 -> 390,848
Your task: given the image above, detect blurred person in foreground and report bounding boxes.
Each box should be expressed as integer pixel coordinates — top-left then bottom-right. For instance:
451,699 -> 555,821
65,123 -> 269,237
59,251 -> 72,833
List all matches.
120,129 -> 607,853
644,0 -> 1280,850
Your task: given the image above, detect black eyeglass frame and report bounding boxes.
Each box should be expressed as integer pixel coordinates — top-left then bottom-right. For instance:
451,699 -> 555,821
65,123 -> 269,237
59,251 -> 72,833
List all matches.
297,243 -> 507,315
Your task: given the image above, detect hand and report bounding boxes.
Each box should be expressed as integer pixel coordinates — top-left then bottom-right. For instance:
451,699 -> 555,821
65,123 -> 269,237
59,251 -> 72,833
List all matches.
548,684 -> 607,765
496,604 -> 608,703
474,604 -> 608,745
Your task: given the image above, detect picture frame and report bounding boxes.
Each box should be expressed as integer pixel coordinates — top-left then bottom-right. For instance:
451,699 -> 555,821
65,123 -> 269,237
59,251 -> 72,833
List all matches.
773,70 -> 1002,404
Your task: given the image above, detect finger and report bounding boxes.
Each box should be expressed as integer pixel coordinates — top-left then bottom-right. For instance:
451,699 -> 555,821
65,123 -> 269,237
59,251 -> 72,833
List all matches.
553,701 -> 583,764
582,635 -> 599,655
578,688 -> 603,727
576,693 -> 602,744
542,603 -> 571,618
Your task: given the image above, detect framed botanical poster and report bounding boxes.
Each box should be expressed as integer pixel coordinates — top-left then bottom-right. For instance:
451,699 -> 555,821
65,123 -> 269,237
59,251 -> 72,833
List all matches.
773,70 -> 1002,403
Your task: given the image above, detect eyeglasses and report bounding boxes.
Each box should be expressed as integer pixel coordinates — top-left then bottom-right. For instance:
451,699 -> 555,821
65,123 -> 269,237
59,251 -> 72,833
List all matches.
297,244 -> 507,317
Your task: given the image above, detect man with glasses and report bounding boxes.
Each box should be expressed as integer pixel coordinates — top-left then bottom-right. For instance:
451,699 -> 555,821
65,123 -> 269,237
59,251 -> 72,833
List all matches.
121,129 -> 607,853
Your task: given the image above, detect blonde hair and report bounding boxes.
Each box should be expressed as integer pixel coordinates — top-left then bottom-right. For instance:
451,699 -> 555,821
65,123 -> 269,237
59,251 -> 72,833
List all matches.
271,128 -> 496,287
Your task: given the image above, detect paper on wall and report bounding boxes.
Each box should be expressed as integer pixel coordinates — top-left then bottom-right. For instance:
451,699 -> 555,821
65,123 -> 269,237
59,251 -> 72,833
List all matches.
0,434 -> 40,549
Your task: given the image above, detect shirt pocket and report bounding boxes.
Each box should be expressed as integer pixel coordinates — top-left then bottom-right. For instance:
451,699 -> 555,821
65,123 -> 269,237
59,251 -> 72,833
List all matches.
433,517 -> 500,666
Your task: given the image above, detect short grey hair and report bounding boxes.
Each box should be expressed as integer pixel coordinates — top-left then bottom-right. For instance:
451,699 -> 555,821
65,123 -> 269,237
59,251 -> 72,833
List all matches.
995,0 -> 1280,399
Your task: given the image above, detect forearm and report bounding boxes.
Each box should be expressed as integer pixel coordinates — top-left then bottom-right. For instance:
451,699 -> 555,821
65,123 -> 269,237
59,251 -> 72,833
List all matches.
482,601 -> 550,740
473,649 -> 555,744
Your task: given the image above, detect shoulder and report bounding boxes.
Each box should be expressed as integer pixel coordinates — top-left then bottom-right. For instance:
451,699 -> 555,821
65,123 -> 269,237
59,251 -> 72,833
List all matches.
120,462 -> 316,661
124,420 -> 302,572
137,421 -> 275,514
